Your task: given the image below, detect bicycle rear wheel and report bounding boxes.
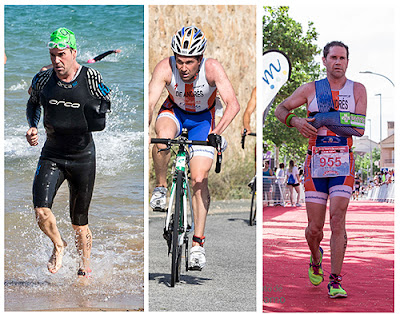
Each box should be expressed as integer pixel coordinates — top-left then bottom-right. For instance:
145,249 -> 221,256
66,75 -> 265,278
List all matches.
249,177 -> 256,226
171,170 -> 184,287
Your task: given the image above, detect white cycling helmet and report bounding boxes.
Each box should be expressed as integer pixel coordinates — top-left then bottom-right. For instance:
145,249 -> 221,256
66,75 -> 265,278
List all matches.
171,26 -> 207,56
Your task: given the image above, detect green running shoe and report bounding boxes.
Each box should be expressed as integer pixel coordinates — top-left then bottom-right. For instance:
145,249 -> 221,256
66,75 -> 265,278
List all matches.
308,247 -> 324,286
328,275 -> 347,298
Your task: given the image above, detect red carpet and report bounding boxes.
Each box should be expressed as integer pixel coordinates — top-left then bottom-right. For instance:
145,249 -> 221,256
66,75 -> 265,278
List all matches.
263,201 -> 394,312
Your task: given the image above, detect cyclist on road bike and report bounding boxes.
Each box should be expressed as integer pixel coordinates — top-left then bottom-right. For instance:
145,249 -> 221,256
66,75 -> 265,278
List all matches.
149,26 -> 240,270
275,41 -> 367,298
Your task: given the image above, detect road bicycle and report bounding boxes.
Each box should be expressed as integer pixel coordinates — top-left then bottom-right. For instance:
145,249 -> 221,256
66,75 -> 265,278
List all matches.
151,131 -> 222,287
241,129 -> 256,226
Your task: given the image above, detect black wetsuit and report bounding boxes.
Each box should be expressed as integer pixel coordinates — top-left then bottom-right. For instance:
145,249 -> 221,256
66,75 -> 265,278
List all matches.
27,66 -> 111,225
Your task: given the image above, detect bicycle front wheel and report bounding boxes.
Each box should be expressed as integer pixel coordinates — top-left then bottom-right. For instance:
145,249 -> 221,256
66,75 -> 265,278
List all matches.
171,170 -> 184,287
249,178 -> 256,226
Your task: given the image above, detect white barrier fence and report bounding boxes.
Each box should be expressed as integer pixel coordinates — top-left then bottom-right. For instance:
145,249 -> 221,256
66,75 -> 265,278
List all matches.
366,182 -> 395,203
263,176 -> 394,204
263,176 -> 305,206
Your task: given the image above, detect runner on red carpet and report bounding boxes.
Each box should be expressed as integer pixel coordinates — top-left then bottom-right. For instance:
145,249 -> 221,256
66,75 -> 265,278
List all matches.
275,41 -> 367,298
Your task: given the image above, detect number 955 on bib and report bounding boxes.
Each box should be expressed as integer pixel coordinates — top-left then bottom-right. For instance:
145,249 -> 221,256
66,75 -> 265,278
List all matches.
311,146 -> 350,178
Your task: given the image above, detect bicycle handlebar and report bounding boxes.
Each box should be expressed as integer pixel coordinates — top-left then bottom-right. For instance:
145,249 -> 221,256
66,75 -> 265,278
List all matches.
151,137 -> 223,173
241,129 -> 257,149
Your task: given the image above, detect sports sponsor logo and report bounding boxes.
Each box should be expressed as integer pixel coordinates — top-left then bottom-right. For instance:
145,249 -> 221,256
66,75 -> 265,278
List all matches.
350,114 -> 365,128
340,112 -> 351,124
320,136 -> 341,144
57,81 -> 78,89
49,99 -> 81,108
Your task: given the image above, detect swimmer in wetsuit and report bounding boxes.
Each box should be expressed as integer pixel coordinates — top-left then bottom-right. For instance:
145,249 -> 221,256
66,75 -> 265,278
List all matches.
26,27 -> 111,278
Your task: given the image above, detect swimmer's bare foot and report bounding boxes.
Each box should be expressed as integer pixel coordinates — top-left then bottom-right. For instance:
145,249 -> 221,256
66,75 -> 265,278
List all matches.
47,240 -> 67,274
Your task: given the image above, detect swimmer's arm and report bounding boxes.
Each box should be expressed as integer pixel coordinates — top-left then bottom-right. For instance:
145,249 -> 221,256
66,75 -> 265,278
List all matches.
93,50 -> 120,62
275,83 -> 317,138
26,98 -> 41,129
242,87 -> 256,134
87,68 -> 112,102
27,72 -> 43,127
148,58 -> 171,126
206,59 -> 240,135
26,95 -> 41,146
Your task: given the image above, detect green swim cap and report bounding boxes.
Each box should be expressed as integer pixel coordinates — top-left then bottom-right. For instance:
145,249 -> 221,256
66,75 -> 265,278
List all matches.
48,27 -> 76,50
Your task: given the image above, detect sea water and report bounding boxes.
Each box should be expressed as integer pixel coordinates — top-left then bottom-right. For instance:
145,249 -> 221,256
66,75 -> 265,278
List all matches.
4,5 -> 144,310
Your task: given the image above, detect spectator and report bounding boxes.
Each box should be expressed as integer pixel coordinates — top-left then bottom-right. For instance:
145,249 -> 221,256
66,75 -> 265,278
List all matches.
286,160 -> 301,207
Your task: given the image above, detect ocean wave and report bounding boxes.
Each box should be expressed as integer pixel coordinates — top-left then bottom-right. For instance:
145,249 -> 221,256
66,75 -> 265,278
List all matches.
8,80 -> 29,91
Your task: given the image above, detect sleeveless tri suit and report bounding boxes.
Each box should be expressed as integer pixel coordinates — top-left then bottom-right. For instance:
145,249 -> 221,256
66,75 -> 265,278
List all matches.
304,78 -> 356,205
27,66 -> 111,225
157,56 -> 217,159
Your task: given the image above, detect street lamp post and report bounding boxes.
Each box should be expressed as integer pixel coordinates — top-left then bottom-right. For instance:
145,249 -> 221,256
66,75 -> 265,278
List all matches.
359,71 -> 395,87
367,119 -> 373,180
375,93 -> 382,142
359,70 -> 395,143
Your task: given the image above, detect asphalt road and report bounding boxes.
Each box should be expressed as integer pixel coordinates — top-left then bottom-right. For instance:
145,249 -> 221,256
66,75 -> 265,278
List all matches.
149,200 -> 256,312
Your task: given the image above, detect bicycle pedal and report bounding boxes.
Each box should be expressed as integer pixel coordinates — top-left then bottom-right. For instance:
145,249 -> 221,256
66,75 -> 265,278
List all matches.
188,265 -> 202,271
163,230 -> 172,252
153,207 -> 167,212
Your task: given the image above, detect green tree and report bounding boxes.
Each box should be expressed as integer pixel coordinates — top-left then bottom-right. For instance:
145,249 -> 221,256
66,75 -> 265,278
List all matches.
354,148 -> 381,183
263,6 -> 322,164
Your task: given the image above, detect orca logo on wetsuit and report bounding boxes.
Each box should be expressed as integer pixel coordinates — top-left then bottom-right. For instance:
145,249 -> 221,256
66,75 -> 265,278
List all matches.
49,99 -> 81,108
57,80 -> 78,89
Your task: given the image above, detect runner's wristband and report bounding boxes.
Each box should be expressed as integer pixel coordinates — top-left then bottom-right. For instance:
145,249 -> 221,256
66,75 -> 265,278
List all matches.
285,113 -> 296,128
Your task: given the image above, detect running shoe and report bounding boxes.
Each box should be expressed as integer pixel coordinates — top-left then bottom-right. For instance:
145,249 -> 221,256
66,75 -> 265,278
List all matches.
328,275 -> 347,298
296,203 -> 301,207
188,246 -> 206,271
150,187 -> 167,211
308,246 -> 324,286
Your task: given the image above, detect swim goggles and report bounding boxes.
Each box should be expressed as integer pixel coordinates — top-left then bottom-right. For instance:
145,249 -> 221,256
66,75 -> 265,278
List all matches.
47,41 -> 70,49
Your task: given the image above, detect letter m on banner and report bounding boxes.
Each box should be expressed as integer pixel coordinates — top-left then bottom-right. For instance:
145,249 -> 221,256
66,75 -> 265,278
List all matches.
262,50 -> 291,122
263,60 -> 281,85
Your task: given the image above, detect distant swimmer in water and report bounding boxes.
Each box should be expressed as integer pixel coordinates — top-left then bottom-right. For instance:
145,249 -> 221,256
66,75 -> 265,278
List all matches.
28,49 -> 121,94
26,27 -> 111,279
87,49 -> 121,63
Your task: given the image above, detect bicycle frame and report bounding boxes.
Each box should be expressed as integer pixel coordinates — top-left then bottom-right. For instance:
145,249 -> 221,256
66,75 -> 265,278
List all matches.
151,133 -> 222,286
164,148 -> 194,249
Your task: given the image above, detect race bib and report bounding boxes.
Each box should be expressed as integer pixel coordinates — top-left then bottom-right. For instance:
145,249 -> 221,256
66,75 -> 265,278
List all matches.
311,146 -> 350,178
